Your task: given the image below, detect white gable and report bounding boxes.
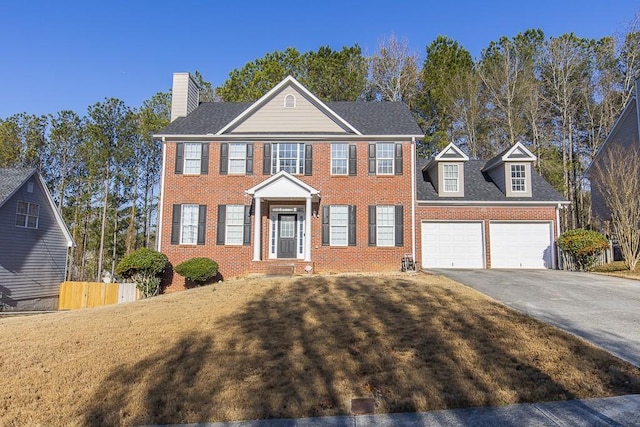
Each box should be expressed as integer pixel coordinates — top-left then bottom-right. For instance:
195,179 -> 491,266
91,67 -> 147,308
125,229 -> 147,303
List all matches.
435,143 -> 469,161
218,75 -> 361,135
502,142 -> 536,162
246,171 -> 320,200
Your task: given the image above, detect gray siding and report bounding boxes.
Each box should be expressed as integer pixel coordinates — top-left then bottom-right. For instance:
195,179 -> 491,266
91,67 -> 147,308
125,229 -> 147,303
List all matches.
230,87 -> 347,134
0,178 -> 68,308
486,166 -> 506,194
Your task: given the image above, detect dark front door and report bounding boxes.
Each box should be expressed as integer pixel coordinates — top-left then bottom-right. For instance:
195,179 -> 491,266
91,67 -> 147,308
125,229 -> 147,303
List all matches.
277,214 -> 297,258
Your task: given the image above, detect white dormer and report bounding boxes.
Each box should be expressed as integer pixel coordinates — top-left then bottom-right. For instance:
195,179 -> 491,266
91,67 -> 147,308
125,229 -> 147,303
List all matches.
483,142 -> 536,197
426,143 -> 469,197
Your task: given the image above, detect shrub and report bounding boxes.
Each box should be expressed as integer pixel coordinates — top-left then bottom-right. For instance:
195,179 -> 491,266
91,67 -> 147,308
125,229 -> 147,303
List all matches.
557,229 -> 609,271
116,248 -> 169,297
174,257 -> 219,285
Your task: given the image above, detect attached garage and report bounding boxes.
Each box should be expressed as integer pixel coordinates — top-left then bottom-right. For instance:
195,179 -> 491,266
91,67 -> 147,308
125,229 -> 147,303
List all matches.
489,222 -> 554,269
421,221 -> 485,268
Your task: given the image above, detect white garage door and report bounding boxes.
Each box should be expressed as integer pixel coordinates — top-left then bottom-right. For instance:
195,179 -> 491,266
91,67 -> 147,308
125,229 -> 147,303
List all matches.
421,222 -> 484,268
490,222 -> 553,269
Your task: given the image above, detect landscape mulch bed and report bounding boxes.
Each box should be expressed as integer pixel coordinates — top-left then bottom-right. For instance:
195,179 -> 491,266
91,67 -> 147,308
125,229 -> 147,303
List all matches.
1,272 -> 639,427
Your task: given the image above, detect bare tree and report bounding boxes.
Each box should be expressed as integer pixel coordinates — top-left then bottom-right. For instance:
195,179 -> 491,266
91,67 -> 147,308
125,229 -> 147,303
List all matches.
369,34 -> 419,105
591,145 -> 640,270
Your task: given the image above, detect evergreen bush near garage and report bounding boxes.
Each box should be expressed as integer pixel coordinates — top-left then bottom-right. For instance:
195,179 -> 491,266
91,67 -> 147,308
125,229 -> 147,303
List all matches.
174,257 -> 219,285
116,248 -> 169,297
557,228 -> 609,271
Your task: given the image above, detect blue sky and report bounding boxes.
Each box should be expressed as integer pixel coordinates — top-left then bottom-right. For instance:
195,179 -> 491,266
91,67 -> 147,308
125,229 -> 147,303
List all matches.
1,0 -> 638,118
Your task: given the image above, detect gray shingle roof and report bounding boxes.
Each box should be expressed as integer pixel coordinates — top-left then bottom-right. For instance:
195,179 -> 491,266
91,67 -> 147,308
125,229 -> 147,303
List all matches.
159,101 -> 423,136
416,160 -> 567,202
0,167 -> 36,207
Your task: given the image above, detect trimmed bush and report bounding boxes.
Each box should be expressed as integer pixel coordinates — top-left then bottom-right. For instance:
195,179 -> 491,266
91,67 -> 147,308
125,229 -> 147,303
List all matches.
557,229 -> 609,271
174,257 -> 219,285
116,248 -> 169,297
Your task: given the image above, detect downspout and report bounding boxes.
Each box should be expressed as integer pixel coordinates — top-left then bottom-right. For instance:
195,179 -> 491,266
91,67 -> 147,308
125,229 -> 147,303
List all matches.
411,137 -> 417,267
157,137 -> 167,252
555,202 -> 562,270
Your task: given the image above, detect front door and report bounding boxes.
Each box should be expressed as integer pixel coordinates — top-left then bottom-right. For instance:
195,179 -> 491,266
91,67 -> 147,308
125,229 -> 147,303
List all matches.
277,214 -> 297,258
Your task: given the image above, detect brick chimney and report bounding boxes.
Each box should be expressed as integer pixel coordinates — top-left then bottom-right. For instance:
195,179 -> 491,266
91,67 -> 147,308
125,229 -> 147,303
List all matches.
170,72 -> 200,122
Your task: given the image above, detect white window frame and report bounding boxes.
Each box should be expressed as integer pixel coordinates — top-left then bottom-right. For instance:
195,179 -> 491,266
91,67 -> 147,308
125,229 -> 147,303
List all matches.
376,143 -> 394,175
284,94 -> 296,108
443,164 -> 459,192
329,205 -> 348,246
180,204 -> 199,244
376,205 -> 395,246
272,143 -> 305,174
183,143 -> 202,175
225,205 -> 244,245
331,143 -> 348,175
511,164 -> 526,192
228,143 -> 247,174
16,201 -> 39,229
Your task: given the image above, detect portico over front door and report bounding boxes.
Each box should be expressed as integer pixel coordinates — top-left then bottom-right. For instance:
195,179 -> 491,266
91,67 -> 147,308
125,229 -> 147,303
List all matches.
277,214 -> 297,258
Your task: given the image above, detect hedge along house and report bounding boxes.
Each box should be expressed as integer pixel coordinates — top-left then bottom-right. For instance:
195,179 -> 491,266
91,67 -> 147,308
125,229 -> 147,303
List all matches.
156,73 -> 568,291
0,168 -> 73,310
156,73 -> 423,290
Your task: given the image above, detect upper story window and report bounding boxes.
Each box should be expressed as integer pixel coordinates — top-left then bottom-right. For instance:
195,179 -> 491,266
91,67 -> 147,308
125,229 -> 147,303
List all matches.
443,164 -> 459,192
16,201 -> 39,229
284,94 -> 296,108
331,143 -> 348,175
273,143 -> 304,174
368,143 -> 403,176
229,143 -> 247,174
376,143 -> 394,175
511,164 -> 526,192
175,142 -> 209,175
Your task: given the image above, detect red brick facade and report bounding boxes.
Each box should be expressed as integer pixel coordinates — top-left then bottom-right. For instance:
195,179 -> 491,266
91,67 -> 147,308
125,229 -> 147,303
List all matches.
160,140 -> 414,292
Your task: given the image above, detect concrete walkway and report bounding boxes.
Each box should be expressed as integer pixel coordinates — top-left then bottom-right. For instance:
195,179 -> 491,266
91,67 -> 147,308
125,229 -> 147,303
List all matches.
150,394 -> 640,426
431,269 -> 640,367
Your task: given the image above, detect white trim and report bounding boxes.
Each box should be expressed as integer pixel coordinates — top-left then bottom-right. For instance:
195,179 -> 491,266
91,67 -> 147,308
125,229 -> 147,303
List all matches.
435,142 -> 469,161
410,137 -> 417,266
501,141 -> 536,162
246,170 -> 320,198
154,134 -> 423,141
157,138 -> 167,252
418,200 -> 570,206
216,75 -> 362,136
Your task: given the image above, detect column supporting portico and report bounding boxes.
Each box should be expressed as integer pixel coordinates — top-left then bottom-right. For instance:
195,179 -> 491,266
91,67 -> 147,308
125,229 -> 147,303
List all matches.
304,196 -> 312,261
253,197 -> 261,261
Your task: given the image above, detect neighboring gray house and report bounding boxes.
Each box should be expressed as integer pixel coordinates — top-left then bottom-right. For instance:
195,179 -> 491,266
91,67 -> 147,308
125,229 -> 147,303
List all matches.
0,168 -> 73,310
586,75 -> 640,225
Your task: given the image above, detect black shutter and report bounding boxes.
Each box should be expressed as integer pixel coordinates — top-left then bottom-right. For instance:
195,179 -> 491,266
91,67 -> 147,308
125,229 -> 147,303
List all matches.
175,143 -> 184,174
321,206 -> 330,246
368,143 -> 376,175
368,205 -> 376,246
171,204 -> 181,244
263,143 -> 271,175
395,205 -> 404,246
305,144 -> 313,176
246,143 -> 254,175
348,205 -> 357,246
219,143 -> 228,175
394,143 -> 403,175
197,205 -> 207,245
349,144 -> 357,176
243,205 -> 251,246
216,205 -> 226,245
201,143 -> 209,174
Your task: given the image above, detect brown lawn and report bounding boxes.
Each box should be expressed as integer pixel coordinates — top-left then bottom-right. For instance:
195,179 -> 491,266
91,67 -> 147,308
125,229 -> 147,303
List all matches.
1,272 -> 640,427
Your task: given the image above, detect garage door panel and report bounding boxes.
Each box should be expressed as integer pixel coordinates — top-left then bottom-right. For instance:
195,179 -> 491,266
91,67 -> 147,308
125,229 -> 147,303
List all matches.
422,222 -> 484,268
490,222 -> 553,269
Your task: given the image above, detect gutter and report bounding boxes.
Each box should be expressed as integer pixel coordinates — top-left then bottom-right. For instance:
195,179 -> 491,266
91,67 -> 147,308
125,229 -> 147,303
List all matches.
152,134 -> 425,141
157,137 -> 167,252
411,137 -> 417,267
417,200 -> 571,206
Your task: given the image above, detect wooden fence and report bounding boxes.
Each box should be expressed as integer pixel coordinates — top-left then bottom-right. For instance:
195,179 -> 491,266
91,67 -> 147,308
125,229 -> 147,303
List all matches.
58,282 -> 142,310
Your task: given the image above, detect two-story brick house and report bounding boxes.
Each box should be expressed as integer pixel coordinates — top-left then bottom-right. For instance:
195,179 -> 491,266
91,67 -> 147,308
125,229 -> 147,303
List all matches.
156,73 -> 568,291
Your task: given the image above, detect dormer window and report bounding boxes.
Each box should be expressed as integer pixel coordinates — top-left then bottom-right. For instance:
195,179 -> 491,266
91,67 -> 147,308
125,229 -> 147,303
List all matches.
284,94 -> 296,108
443,164 -> 459,192
510,164 -> 526,192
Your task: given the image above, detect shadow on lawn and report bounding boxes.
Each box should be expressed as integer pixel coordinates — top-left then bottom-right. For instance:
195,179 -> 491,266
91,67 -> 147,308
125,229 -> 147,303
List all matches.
82,276 -> 640,425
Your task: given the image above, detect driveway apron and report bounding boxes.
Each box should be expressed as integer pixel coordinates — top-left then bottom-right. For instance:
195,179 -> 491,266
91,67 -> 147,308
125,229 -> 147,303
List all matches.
430,269 -> 640,367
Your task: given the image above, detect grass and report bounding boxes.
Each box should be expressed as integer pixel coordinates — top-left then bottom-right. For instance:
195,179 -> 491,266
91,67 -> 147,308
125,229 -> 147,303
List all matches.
1,272 -> 640,426
593,261 -> 640,280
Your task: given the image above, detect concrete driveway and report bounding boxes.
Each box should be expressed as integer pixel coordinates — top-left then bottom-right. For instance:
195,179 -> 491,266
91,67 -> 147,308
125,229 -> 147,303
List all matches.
431,269 -> 640,367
